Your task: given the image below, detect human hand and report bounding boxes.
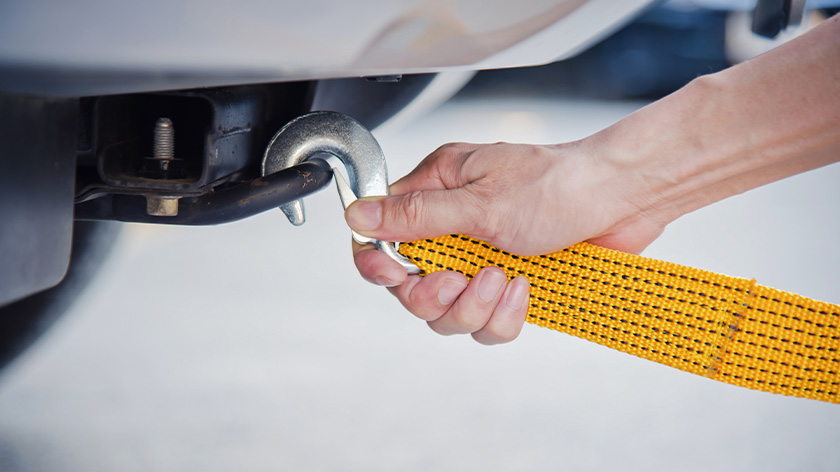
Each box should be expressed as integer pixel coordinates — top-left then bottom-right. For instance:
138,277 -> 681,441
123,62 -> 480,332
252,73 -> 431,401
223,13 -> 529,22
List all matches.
347,13 -> 840,344
346,140 -> 671,344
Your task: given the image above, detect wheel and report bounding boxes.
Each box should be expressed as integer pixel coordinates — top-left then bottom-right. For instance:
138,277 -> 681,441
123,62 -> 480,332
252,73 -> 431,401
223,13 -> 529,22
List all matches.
0,221 -> 121,376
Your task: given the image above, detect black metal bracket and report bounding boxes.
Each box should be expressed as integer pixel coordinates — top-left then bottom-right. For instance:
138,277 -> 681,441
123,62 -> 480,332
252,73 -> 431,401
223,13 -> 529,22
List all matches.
74,159 -> 333,225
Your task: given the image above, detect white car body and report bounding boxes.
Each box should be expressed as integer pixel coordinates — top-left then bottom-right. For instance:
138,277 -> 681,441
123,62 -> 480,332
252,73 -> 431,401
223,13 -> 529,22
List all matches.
0,0 -> 656,95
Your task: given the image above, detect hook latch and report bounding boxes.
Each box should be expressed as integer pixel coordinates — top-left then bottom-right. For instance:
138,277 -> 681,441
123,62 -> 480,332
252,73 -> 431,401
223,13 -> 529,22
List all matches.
261,111 -> 421,275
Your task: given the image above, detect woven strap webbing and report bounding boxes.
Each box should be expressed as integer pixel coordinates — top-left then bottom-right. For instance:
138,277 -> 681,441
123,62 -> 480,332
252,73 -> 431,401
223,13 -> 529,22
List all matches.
399,235 -> 839,403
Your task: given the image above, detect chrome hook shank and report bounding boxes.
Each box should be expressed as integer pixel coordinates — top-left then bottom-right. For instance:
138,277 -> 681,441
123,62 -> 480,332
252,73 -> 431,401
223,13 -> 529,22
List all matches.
261,111 -> 421,274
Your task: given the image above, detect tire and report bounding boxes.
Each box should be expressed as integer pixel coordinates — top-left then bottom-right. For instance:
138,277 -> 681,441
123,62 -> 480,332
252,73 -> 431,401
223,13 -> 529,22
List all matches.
0,221 -> 121,377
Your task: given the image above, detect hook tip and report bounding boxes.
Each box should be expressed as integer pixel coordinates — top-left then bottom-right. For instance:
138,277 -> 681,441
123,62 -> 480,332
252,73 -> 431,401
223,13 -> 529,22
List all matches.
280,201 -> 305,226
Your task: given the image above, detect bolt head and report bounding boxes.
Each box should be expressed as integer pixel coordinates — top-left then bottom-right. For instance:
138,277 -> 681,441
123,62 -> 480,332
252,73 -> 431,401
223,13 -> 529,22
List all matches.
146,197 -> 180,217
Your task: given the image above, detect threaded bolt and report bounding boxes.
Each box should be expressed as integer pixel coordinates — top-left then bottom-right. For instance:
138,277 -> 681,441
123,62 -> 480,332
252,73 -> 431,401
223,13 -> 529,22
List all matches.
153,117 -> 174,160
147,117 -> 179,217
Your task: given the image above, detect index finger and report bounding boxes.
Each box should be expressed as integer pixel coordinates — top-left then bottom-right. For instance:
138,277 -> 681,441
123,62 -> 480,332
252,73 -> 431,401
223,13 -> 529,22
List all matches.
390,142 -> 481,195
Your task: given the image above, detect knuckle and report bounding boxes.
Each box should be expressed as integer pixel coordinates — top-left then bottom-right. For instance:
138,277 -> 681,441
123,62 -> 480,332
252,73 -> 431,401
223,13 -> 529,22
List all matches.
491,325 -> 519,344
427,320 -> 455,336
436,142 -> 468,153
396,190 -> 426,226
436,142 -> 473,167
473,324 -> 518,345
436,142 -> 459,152
411,307 -> 442,323
402,278 -> 444,322
468,195 -> 505,241
407,299 -> 442,323
451,309 -> 490,334
471,331 -> 500,346
430,143 -> 463,164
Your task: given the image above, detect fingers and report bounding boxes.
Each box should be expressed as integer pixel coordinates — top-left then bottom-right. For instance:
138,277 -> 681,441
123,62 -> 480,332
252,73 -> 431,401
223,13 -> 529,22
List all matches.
344,142 -> 489,242
470,275 -> 530,345
345,187 -> 483,243
348,141 -> 536,345
352,241 -> 407,287
354,239 -> 530,345
387,271 -> 469,322
426,268 -> 509,335
388,267 -> 530,346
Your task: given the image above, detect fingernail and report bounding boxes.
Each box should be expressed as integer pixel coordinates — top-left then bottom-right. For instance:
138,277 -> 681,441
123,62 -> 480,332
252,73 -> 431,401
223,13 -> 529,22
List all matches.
374,276 -> 398,287
505,277 -> 530,310
478,270 -> 506,303
346,201 -> 382,231
438,279 -> 467,305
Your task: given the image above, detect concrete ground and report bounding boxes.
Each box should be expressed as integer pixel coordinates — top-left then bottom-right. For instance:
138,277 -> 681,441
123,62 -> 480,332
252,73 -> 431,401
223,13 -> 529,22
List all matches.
0,95 -> 838,471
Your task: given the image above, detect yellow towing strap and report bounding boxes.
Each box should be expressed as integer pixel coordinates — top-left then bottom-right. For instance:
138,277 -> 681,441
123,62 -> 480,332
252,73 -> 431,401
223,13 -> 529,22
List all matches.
399,235 -> 839,404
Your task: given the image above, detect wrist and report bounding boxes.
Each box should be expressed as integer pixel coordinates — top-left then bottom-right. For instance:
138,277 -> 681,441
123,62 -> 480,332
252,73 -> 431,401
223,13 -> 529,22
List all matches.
583,78 -> 709,227
593,14 -> 840,226
590,71 -> 774,227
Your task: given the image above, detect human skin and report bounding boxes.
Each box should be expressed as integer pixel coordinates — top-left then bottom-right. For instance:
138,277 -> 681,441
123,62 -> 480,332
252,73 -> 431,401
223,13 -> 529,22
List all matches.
346,15 -> 840,345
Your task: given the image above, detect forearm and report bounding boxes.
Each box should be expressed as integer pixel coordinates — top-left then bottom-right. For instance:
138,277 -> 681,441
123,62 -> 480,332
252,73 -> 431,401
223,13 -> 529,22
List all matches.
596,14 -> 840,226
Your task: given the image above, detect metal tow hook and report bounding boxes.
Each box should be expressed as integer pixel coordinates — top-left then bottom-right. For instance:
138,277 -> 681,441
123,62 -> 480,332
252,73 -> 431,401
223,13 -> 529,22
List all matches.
261,111 -> 421,275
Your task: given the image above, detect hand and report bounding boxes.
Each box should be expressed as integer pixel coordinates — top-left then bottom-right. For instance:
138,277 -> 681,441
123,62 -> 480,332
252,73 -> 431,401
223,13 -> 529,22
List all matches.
346,140 -> 670,344
347,14 -> 840,344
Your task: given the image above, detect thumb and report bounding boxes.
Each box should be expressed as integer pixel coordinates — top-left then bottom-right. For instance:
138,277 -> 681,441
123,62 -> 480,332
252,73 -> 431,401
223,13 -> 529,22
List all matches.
345,188 -> 482,243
